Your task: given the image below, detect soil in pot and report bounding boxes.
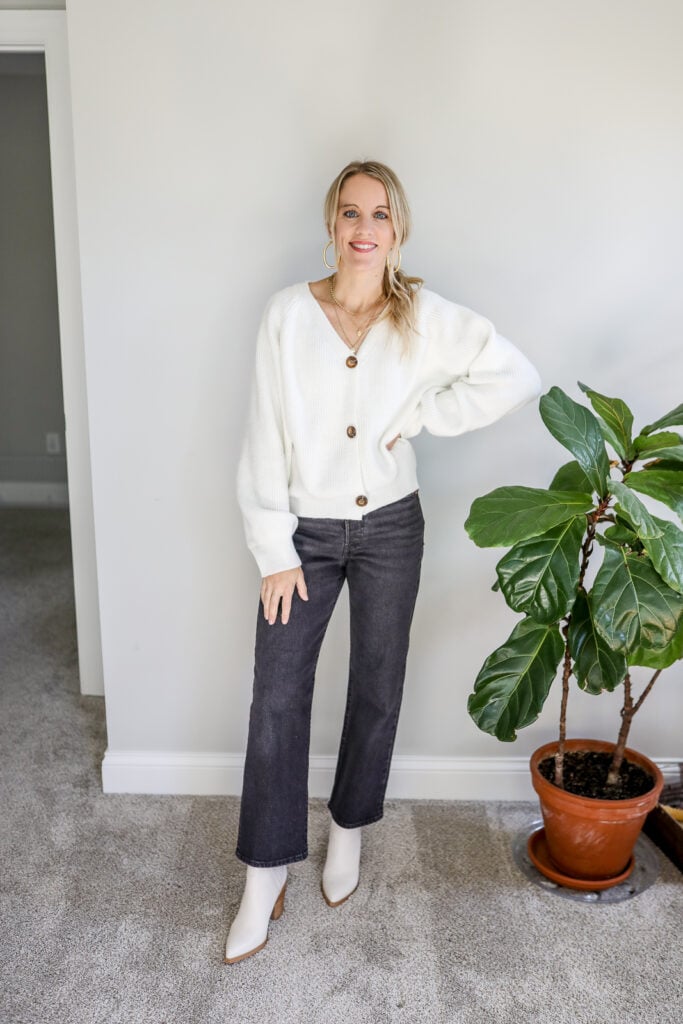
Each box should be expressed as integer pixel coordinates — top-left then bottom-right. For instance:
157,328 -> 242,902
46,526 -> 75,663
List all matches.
538,751 -> 655,801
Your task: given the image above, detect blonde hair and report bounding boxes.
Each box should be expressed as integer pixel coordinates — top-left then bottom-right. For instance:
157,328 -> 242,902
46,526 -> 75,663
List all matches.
323,160 -> 423,344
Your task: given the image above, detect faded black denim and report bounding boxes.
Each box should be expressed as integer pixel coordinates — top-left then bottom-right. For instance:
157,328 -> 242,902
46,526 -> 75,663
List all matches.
235,491 -> 425,867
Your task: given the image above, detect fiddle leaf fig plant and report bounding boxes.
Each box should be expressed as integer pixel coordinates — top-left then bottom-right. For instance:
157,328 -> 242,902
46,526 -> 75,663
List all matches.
465,384 -> 683,791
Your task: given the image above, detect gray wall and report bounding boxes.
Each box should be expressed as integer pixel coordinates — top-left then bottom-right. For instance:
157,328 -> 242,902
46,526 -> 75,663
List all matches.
65,0 -> 683,793
0,52 -> 66,495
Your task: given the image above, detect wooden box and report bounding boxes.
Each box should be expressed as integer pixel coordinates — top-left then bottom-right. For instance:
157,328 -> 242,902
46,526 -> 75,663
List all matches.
644,775 -> 683,874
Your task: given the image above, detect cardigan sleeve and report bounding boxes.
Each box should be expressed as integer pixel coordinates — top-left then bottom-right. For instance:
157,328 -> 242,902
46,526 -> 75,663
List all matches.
236,298 -> 301,577
401,305 -> 542,439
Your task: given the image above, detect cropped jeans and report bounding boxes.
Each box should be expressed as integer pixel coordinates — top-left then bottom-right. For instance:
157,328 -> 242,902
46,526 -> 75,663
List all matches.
235,491 -> 425,867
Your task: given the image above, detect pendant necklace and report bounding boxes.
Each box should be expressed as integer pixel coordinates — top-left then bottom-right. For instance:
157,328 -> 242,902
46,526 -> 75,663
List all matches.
329,276 -> 388,342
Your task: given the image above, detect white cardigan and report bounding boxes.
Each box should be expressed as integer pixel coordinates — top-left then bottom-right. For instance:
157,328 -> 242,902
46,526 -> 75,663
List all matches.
237,282 -> 541,576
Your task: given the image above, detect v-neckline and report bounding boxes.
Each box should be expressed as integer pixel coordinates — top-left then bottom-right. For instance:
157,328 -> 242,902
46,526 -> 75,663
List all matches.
304,281 -> 384,356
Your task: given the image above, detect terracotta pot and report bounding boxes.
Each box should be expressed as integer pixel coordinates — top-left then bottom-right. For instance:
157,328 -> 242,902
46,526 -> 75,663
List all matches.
530,738 -> 664,882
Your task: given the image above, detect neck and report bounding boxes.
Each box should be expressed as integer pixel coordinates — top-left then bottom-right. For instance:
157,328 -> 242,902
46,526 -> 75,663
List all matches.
331,267 -> 386,314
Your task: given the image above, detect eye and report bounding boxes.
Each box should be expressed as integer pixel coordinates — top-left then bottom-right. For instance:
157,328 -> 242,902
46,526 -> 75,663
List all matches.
374,211 -> 389,220
342,210 -> 358,218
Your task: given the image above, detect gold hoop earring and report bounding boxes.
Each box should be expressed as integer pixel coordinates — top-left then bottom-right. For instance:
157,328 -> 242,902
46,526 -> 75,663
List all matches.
323,240 -> 337,270
388,248 -> 402,273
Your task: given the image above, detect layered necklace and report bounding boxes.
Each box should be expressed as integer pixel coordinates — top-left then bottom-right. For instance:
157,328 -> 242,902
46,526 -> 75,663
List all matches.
328,275 -> 389,354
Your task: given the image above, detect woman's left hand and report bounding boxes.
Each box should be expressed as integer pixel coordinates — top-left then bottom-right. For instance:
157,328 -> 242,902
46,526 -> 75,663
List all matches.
386,434 -> 401,451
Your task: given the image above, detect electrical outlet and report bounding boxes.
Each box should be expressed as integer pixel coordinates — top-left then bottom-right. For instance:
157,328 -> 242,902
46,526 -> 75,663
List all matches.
46,432 -> 61,455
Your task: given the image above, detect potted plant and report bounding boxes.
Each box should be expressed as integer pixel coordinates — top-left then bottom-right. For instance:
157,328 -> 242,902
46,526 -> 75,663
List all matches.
464,383 -> 683,887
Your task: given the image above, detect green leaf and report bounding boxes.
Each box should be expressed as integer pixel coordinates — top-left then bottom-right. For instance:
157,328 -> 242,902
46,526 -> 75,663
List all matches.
591,548 -> 683,653
540,387 -> 611,497
549,460 -> 593,493
464,487 -> 594,548
608,480 -> 662,539
467,617 -> 564,741
495,517 -> 585,624
578,382 -> 635,459
644,516 -> 683,595
614,475 -> 683,589
609,481 -> 683,591
646,448 -> 683,465
595,531 -> 621,551
634,430 -> 683,458
603,521 -> 640,547
599,421 -> 630,460
626,468 -> 683,520
629,616 -> 683,669
641,403 -> 683,436
634,432 -> 683,464
568,589 -> 627,694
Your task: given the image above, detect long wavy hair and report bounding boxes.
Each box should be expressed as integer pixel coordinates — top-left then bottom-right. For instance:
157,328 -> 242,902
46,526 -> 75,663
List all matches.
323,160 -> 423,344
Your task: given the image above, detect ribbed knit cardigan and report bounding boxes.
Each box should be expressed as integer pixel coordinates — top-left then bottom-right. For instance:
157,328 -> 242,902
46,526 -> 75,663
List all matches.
237,282 -> 542,576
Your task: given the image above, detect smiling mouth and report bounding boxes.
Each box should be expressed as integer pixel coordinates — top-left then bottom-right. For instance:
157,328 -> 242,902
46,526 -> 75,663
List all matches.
349,242 -> 377,253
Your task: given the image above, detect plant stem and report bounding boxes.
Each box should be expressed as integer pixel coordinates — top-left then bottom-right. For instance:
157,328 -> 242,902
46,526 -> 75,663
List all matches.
578,529 -> 594,588
555,620 -> 572,788
632,668 -> 662,715
555,501 -> 607,789
607,667 -> 663,786
607,672 -> 633,787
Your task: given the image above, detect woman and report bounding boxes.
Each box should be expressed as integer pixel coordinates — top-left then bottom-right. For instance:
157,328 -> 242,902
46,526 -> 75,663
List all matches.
225,160 -> 541,964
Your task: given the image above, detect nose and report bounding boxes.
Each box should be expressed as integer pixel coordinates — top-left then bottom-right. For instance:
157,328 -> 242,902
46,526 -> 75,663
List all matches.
354,211 -> 375,234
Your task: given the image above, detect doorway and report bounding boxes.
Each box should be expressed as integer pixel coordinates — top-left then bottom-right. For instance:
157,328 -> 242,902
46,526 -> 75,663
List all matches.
0,10 -> 103,697
0,52 -> 67,505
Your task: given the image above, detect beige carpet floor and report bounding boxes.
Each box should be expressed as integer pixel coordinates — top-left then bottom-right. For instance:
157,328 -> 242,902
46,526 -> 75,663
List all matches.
1,509 -> 682,1024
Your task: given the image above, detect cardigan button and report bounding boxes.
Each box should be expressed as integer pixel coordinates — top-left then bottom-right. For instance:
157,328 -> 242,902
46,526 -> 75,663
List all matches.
355,495 -> 368,507
346,355 -> 358,368
346,425 -> 357,438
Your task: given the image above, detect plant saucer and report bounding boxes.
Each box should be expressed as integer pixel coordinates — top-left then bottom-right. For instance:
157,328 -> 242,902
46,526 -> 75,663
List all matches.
527,827 -> 635,891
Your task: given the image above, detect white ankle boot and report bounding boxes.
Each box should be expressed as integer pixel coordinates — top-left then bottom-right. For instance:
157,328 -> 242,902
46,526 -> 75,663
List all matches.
322,819 -> 362,907
224,864 -> 288,964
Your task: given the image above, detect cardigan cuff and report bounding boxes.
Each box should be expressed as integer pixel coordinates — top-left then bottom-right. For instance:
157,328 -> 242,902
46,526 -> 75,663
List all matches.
251,538 -> 302,579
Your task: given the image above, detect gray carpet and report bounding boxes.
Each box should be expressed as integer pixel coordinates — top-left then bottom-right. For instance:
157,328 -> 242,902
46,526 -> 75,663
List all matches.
1,508 -> 682,1024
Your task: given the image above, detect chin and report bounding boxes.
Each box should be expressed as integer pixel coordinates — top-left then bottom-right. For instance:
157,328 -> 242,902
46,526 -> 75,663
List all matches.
345,254 -> 385,272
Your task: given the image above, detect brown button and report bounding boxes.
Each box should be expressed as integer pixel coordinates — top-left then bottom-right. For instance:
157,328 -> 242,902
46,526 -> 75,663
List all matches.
346,425 -> 357,438
346,355 -> 358,368
356,495 -> 368,507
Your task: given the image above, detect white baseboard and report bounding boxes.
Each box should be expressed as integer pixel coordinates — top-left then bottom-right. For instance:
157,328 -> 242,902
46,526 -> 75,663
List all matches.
0,480 -> 69,507
100,751 -> 536,800
100,750 -> 683,800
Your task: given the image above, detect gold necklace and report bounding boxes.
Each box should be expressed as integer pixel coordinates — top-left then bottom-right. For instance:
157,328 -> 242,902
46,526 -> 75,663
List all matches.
332,303 -> 367,352
329,277 -> 388,339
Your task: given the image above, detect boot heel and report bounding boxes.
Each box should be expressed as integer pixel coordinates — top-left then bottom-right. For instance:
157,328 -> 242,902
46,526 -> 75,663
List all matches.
270,881 -> 287,921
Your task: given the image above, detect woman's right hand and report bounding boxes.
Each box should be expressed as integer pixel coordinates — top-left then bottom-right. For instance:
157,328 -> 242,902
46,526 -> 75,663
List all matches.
261,567 -> 308,625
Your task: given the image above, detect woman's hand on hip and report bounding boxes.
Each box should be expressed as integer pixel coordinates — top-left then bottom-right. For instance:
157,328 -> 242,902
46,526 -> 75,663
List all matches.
261,567 -> 308,625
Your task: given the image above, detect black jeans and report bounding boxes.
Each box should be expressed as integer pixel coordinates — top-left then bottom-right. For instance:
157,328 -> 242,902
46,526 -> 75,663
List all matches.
235,491 -> 425,867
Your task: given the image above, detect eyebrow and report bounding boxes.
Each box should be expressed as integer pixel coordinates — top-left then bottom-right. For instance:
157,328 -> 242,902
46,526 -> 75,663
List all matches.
340,203 -> 390,210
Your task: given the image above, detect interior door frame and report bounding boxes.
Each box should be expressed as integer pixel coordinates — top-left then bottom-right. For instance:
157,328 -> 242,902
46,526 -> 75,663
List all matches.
0,10 -> 103,696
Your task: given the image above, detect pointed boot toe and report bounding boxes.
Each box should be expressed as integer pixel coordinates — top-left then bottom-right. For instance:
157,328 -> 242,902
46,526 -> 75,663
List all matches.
224,880 -> 287,964
321,874 -> 359,908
